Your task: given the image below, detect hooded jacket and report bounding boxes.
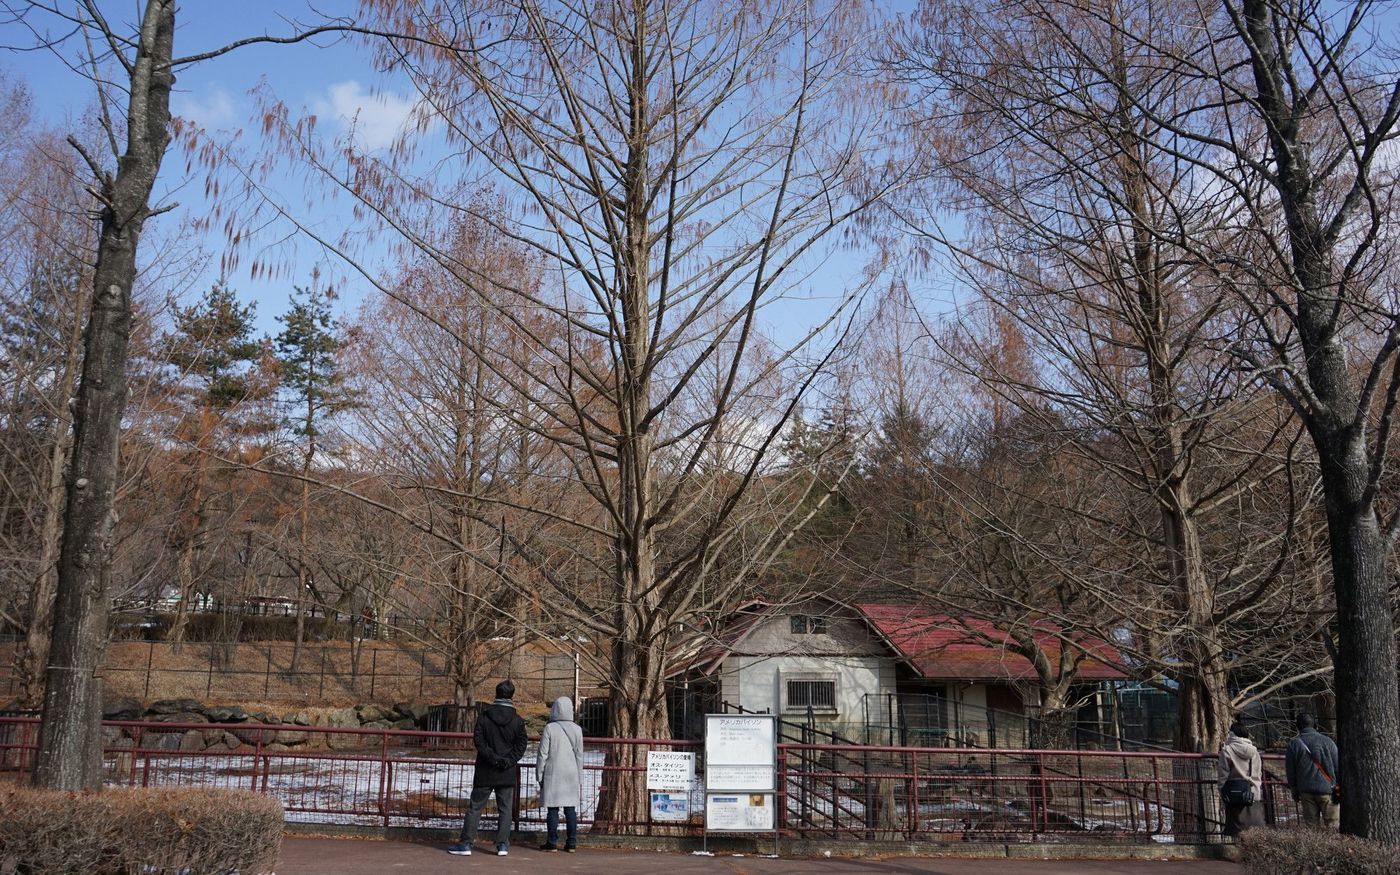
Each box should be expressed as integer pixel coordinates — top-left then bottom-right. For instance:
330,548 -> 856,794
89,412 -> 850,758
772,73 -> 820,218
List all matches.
537,697 -> 586,808
1286,728 -> 1339,797
472,699 -> 528,788
1218,732 -> 1263,798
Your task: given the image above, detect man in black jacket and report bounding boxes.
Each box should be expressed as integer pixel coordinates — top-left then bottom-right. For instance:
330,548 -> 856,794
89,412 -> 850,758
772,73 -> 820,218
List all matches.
448,680 -> 529,857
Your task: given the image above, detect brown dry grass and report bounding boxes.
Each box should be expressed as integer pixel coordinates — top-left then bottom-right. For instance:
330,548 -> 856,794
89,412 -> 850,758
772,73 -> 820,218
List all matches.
0,638 -> 606,712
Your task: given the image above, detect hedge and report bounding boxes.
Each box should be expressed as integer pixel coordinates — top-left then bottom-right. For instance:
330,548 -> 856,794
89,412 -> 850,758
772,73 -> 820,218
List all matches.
0,785 -> 283,874
1240,827 -> 1400,875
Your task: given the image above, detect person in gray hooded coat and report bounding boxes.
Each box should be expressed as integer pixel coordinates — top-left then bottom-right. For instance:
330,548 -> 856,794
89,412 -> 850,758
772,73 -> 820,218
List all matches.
536,696 -> 585,852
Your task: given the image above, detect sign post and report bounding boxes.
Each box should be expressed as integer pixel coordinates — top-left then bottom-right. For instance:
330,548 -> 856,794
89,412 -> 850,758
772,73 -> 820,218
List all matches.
646,750 -> 695,823
703,714 -> 779,855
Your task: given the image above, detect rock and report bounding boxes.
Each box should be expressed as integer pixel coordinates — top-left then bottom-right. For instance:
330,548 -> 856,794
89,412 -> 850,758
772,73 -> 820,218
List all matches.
204,706 -> 248,723
108,737 -> 134,751
222,732 -> 242,750
179,730 -> 205,752
356,705 -> 389,723
323,708 -> 359,729
362,719 -> 393,730
103,697 -> 144,720
149,711 -> 207,725
326,731 -> 365,752
264,742 -> 290,753
147,698 -> 203,716
247,712 -> 275,724
230,725 -> 275,746
154,732 -> 185,751
201,727 -> 226,745
292,710 -> 314,726
273,729 -> 309,745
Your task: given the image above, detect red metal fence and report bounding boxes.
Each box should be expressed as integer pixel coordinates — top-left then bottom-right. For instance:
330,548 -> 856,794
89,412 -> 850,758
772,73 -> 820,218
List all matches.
0,717 -> 1299,842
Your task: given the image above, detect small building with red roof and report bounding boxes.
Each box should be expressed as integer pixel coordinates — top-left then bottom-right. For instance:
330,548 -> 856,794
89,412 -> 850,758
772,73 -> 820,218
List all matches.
667,599 -> 1128,746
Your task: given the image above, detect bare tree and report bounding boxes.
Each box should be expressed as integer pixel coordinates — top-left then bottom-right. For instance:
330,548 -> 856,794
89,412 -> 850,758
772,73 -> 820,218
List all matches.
888,0 -> 1319,754
1205,0 -> 1400,840
0,108 -> 97,707
3,0 -> 373,790
234,0 -> 904,824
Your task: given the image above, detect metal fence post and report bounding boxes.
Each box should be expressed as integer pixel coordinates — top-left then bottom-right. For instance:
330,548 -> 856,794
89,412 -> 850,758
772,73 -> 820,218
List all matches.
144,642 -> 154,698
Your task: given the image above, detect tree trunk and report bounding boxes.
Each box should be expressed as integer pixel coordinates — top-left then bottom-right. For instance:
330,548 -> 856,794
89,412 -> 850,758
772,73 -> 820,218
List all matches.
597,632 -> 671,832
167,469 -> 205,652
290,441 -> 312,675
15,320 -> 82,708
33,0 -> 175,791
1235,0 -> 1400,840
1316,434 -> 1400,841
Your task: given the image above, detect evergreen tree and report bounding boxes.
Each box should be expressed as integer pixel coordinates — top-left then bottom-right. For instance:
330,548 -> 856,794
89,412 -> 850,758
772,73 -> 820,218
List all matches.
159,282 -> 271,648
275,284 -> 348,672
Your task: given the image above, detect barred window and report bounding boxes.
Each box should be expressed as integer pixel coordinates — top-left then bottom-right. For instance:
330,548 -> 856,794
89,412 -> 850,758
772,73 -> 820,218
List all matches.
785,678 -> 837,712
789,615 -> 829,635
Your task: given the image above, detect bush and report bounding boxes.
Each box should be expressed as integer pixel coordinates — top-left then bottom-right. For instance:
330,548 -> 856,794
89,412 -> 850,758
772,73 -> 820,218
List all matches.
1240,827 -> 1400,875
0,785 -> 283,874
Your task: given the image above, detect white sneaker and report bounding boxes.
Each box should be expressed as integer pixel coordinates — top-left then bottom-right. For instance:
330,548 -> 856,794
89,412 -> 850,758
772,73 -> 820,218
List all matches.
496,844 -> 509,856
447,843 -> 472,856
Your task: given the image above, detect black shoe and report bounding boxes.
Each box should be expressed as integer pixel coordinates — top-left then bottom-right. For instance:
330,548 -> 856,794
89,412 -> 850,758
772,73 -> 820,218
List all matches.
564,846 -> 577,853
539,843 -> 559,852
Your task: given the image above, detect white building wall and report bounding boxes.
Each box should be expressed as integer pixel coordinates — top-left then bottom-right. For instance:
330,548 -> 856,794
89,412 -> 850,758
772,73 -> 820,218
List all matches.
710,609 -> 897,727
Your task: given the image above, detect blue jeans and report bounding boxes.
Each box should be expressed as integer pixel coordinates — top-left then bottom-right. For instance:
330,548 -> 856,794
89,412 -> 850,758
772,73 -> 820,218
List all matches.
545,806 -> 577,848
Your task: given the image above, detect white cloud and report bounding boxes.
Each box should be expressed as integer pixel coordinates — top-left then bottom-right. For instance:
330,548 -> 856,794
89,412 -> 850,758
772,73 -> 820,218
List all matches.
313,81 -> 421,152
172,87 -> 237,129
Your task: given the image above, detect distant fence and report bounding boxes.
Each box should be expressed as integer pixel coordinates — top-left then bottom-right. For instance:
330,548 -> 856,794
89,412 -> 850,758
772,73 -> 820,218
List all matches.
0,640 -> 596,705
0,715 -> 1301,842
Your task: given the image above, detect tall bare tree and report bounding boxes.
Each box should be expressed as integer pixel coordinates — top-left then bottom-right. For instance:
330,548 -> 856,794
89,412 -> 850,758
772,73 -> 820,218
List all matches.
1206,0 -> 1400,840
236,0 -> 904,823
889,0 -> 1317,753
5,0 -> 371,790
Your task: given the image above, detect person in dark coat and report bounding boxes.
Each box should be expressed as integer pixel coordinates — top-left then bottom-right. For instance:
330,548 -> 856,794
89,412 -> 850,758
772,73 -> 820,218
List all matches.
1285,713 -> 1340,830
448,680 -> 529,857
1218,721 -> 1266,838
536,696 -> 585,852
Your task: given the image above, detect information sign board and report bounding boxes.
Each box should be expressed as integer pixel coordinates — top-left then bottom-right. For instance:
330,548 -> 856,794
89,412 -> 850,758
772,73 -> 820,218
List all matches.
650,791 -> 691,822
705,793 -> 775,831
705,716 -> 775,765
646,751 -> 695,790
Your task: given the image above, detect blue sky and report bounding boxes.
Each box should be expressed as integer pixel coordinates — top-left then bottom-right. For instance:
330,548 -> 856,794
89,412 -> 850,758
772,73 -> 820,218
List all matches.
6,2 -> 422,335
4,1 -> 910,351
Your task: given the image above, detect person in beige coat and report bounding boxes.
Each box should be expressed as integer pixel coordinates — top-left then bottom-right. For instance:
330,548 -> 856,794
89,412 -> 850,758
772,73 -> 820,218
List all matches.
1219,721 -> 1266,837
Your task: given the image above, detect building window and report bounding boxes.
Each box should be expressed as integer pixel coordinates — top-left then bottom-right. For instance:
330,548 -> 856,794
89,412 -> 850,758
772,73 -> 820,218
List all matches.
790,614 -> 828,635
785,677 -> 838,713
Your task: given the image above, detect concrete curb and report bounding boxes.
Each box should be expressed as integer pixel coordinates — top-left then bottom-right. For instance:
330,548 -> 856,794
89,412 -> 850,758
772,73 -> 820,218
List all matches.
282,823 -> 1233,861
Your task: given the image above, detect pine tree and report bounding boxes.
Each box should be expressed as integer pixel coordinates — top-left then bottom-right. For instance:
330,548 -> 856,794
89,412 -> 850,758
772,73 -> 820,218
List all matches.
275,284 -> 347,673
159,282 -> 272,649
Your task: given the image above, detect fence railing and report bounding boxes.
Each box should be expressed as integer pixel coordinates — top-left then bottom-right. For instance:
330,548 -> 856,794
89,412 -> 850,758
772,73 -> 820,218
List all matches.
0,641 -> 593,705
0,716 -> 1300,842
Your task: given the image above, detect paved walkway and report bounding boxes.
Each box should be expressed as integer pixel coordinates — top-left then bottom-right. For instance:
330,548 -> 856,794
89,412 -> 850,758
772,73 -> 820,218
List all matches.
277,837 -> 1238,874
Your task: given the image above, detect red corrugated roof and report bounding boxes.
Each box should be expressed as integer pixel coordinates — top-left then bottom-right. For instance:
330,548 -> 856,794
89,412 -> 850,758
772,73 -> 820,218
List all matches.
854,604 -> 1127,681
